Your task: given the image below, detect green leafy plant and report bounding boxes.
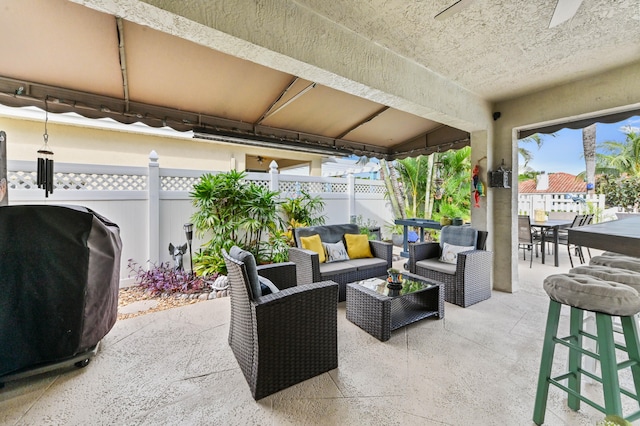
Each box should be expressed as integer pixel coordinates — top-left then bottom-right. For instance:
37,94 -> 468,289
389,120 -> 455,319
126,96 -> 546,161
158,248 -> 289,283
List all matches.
259,232 -> 291,264
279,191 -> 327,246
190,170 -> 283,274
354,214 -> 378,239
389,147 -> 471,224
596,128 -> 640,178
597,174 -> 640,212
280,191 -> 326,227
395,156 -> 430,218
193,249 -> 227,278
431,147 -> 471,223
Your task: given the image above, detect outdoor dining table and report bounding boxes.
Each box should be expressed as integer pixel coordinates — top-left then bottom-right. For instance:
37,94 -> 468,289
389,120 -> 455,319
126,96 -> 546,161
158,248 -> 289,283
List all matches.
568,216 -> 640,258
529,219 -> 573,267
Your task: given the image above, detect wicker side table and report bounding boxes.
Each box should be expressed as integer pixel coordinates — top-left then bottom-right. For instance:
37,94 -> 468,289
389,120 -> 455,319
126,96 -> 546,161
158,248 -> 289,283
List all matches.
346,272 -> 443,341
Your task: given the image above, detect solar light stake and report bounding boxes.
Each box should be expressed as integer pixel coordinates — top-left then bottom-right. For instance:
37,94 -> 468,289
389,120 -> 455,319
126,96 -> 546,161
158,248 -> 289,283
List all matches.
183,223 -> 193,276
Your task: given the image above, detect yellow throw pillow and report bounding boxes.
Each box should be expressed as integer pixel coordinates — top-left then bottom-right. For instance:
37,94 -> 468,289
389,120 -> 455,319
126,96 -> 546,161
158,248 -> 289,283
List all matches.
300,234 -> 326,263
344,234 -> 373,259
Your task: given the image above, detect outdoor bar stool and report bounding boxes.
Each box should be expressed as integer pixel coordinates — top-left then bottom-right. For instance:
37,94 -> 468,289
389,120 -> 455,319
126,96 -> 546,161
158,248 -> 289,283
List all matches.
569,265 -> 640,374
533,273 -> 640,424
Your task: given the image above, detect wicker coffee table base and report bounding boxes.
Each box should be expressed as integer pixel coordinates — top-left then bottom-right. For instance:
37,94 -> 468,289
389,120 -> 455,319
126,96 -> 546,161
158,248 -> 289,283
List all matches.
346,274 -> 443,341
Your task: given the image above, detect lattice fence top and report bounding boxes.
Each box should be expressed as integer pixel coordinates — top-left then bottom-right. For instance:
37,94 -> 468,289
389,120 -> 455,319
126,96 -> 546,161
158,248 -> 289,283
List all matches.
8,170 -> 147,191
161,176 -> 200,192
279,180 -> 349,194
355,183 -> 386,194
7,166 -> 386,196
248,179 -> 270,190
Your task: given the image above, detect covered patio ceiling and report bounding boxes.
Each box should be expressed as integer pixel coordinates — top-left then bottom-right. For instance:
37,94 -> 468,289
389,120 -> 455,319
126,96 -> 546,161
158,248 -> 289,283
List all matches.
0,0 -> 638,159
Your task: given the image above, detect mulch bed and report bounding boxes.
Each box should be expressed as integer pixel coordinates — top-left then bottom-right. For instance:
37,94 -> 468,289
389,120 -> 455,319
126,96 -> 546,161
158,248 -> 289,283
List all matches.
117,286 -> 209,321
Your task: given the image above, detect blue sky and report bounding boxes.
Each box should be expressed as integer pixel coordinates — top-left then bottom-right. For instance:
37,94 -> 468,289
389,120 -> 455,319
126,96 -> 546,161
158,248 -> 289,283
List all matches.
519,116 -> 640,175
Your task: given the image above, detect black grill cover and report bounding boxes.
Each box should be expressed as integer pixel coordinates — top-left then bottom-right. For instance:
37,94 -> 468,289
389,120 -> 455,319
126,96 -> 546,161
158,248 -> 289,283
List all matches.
0,205 -> 122,376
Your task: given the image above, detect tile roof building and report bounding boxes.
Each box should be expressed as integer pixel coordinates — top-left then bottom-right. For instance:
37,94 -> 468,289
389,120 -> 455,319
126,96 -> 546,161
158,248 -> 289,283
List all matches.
519,172 -> 586,194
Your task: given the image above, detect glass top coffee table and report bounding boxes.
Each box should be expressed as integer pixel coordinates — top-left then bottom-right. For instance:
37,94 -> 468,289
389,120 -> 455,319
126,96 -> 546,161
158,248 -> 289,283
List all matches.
346,272 -> 444,341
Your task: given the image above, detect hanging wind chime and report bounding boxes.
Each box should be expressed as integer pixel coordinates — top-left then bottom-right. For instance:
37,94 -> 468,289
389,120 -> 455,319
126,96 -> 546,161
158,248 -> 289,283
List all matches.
37,102 -> 54,197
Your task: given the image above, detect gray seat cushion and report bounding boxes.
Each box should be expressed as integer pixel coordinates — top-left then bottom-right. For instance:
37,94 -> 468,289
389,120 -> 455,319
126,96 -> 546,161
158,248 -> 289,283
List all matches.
544,273 -> 640,316
319,261 -> 357,276
590,255 -> 640,273
343,257 -> 387,271
416,258 -> 457,275
570,265 -> 640,291
602,251 -> 626,257
230,246 -> 261,299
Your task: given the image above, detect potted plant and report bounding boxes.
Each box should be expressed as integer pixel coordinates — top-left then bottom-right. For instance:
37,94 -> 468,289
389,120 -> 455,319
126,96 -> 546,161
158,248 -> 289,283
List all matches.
385,222 -> 404,247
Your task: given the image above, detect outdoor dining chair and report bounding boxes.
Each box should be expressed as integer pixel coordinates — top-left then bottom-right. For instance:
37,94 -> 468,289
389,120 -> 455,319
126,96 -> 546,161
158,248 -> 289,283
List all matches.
556,214 -> 586,268
579,213 -> 594,261
518,215 -> 542,268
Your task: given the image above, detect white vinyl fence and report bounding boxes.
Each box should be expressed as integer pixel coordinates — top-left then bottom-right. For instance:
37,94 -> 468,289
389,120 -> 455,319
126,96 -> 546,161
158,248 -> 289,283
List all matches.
6,152 -> 393,286
518,193 -> 605,216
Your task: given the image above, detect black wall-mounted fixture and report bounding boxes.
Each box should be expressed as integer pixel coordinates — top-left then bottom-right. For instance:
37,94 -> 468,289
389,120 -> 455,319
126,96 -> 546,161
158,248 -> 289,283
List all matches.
488,159 -> 511,188
492,112 -> 501,121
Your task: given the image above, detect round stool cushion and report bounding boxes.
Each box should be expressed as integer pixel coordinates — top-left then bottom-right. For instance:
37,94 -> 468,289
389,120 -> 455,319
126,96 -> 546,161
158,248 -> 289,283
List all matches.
544,273 -> 640,316
602,251 -> 626,257
570,265 -> 640,291
590,255 -> 640,273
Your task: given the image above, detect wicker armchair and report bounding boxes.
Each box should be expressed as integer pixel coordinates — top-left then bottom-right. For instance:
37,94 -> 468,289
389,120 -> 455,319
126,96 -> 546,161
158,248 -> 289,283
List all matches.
222,247 -> 338,400
408,226 -> 492,308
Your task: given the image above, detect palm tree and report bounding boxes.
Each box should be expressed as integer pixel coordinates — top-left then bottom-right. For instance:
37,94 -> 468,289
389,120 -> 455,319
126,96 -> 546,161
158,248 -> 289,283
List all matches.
395,156 -> 430,217
582,124 -> 596,193
379,158 -> 406,219
424,153 -> 436,219
518,134 -> 543,169
597,127 -> 640,177
433,147 -> 472,221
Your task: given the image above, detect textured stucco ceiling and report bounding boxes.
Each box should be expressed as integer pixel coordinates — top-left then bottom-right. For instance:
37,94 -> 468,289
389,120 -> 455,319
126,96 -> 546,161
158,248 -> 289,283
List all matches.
293,0 -> 640,102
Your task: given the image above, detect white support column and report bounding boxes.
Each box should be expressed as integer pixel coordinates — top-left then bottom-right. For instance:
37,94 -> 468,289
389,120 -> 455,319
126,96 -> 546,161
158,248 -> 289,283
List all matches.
347,173 -> 356,223
148,150 -> 160,264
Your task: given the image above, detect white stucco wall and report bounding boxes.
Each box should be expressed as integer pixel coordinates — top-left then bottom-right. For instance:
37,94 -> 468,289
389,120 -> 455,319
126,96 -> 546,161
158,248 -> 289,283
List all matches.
493,61 -> 640,293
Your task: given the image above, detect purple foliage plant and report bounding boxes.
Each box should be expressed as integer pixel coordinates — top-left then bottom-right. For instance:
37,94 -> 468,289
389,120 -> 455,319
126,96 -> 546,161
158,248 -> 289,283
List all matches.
127,259 -> 215,295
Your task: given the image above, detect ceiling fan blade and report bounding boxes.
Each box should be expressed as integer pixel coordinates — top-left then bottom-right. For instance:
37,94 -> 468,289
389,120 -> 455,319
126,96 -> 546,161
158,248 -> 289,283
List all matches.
434,0 -> 475,21
549,0 -> 584,28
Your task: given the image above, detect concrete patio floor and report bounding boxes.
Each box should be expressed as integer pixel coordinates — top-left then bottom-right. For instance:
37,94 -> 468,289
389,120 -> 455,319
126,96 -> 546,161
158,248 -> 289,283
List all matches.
2,246 -> 638,425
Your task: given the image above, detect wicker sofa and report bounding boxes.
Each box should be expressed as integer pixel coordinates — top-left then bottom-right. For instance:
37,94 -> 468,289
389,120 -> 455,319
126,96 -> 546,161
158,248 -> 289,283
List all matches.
289,224 -> 393,301
408,225 -> 492,308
